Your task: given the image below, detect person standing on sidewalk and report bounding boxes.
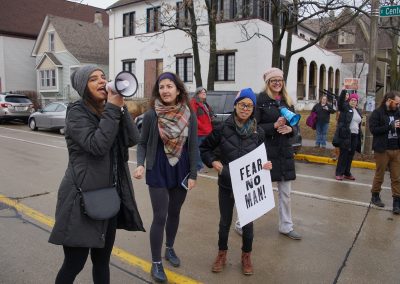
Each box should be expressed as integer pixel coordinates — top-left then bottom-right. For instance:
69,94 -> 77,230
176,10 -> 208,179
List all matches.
190,86 -> 213,173
332,92 -> 363,181
256,67 -> 302,240
312,94 -> 335,148
133,72 -> 197,283
200,88 -> 272,275
369,91 -> 400,214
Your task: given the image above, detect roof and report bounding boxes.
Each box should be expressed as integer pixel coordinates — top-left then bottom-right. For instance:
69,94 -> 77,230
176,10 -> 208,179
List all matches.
36,52 -> 63,68
46,15 -> 109,64
107,0 -> 144,9
0,0 -> 109,39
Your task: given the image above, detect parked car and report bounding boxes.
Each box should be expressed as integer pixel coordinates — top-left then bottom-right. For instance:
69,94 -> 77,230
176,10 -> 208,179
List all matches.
0,93 -> 35,123
28,102 -> 68,134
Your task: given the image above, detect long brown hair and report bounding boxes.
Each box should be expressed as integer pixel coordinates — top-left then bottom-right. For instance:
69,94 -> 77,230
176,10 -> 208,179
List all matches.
150,72 -> 190,109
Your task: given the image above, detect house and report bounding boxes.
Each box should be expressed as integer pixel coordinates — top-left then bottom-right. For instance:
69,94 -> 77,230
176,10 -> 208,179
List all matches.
31,14 -> 109,103
106,0 -> 343,109
0,0 -> 108,93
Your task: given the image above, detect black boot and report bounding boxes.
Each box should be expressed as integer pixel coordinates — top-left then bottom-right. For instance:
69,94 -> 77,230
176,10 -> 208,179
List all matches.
371,192 -> 385,207
393,197 -> 400,215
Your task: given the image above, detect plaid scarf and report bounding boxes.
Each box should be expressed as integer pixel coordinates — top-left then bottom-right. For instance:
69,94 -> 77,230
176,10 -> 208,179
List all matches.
234,115 -> 257,138
155,99 -> 190,166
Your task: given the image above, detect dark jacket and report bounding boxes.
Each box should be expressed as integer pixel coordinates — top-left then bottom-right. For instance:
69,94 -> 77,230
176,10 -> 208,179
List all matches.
332,92 -> 363,152
255,92 -> 296,182
136,108 -> 198,180
200,114 -> 265,190
49,101 -> 145,248
312,103 -> 335,124
369,105 -> 400,153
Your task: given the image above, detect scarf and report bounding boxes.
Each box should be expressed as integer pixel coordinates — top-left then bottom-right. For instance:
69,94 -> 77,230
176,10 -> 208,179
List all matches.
155,99 -> 190,166
234,115 -> 257,138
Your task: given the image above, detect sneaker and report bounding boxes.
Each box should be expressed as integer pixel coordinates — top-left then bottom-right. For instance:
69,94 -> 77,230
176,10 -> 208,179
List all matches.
280,230 -> 302,240
151,262 -> 167,283
234,220 -> 243,236
165,247 -> 180,267
335,175 -> 343,181
344,175 -> 355,180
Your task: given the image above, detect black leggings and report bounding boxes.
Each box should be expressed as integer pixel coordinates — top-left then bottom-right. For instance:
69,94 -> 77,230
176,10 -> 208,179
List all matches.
149,186 -> 187,262
218,187 -> 253,253
336,133 -> 359,176
55,218 -> 117,284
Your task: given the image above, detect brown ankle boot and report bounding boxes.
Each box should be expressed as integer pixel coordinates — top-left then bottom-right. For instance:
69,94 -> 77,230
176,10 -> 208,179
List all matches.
211,250 -> 227,273
241,252 -> 253,275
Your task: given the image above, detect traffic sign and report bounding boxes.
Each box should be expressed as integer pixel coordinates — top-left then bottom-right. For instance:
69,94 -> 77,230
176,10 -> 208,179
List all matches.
380,5 -> 400,17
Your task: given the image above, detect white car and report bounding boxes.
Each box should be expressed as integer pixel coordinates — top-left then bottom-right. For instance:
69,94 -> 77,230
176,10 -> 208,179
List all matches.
28,102 -> 68,134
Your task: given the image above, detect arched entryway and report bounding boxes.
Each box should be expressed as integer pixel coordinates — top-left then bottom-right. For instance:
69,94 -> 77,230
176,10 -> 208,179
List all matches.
335,69 -> 340,95
328,67 -> 334,93
309,61 -> 317,100
297,57 -> 307,100
319,64 -> 326,99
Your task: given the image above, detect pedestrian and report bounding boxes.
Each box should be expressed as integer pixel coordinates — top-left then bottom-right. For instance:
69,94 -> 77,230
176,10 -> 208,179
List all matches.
333,90 -> 350,160
332,91 -> 363,181
49,65 -> 145,284
190,86 -> 213,173
200,88 -> 272,275
369,91 -> 400,214
132,71 -> 197,283
256,67 -> 302,240
311,94 -> 335,148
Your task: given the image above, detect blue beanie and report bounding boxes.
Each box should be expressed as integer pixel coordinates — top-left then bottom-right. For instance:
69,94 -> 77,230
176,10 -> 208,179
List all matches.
234,88 -> 256,107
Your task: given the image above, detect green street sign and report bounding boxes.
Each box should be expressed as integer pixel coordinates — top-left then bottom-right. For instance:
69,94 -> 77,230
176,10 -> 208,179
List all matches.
380,5 -> 400,17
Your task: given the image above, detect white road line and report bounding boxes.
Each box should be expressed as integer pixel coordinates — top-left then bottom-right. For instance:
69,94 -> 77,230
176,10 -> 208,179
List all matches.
0,135 -> 67,150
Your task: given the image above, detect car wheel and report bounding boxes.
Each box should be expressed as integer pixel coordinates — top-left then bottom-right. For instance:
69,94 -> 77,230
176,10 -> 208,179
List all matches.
59,128 -> 65,135
29,118 -> 38,131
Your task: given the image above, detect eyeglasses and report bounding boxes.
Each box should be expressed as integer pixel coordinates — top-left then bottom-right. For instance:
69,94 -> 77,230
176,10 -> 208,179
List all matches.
237,102 -> 254,110
269,79 -> 284,85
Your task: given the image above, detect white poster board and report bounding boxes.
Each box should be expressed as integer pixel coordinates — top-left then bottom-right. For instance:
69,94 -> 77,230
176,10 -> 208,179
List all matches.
229,143 -> 275,227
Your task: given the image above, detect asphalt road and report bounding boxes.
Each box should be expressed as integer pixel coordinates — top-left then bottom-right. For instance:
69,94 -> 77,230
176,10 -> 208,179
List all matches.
0,122 -> 399,284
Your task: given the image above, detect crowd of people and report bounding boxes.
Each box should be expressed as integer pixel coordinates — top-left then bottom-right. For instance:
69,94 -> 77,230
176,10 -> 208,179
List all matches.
49,64 -> 400,283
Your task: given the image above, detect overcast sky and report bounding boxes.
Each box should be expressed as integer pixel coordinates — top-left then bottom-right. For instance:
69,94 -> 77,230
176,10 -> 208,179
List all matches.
67,0 -> 119,9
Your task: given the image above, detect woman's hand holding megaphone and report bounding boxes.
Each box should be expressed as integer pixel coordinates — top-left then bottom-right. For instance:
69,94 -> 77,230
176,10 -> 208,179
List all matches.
277,125 -> 292,135
274,116 -> 286,129
107,88 -> 124,108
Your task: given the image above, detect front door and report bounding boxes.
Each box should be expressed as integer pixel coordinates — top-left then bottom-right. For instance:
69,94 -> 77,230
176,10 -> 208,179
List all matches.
144,59 -> 163,98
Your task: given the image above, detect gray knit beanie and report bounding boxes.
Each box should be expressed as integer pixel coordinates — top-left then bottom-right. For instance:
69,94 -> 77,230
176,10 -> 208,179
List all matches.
195,86 -> 206,96
70,65 -> 102,97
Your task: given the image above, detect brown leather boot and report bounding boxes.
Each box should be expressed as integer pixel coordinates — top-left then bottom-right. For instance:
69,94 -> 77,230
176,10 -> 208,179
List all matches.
211,250 -> 227,273
241,252 -> 253,275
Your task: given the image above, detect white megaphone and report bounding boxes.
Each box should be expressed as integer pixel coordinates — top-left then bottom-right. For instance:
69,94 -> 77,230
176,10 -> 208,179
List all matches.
106,71 -> 138,97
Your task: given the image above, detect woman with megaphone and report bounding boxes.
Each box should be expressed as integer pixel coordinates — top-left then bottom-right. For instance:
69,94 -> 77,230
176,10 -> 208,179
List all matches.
49,65 -> 145,283
255,67 -> 302,240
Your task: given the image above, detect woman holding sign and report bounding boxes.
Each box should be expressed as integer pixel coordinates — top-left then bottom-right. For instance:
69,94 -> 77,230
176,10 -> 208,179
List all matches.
200,88 -> 272,275
256,67 -> 302,240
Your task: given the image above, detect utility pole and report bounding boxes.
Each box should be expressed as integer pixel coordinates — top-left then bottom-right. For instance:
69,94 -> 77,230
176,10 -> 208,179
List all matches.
363,0 -> 380,154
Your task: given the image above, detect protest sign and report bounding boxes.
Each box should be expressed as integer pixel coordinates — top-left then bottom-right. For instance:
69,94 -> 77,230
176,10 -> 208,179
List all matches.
344,78 -> 359,90
229,143 -> 275,227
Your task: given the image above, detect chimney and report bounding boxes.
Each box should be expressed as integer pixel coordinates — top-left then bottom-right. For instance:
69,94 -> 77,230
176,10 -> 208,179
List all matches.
94,11 -> 103,28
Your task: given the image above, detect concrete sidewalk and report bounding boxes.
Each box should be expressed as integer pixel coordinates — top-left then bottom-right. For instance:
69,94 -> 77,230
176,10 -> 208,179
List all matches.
297,139 -> 376,170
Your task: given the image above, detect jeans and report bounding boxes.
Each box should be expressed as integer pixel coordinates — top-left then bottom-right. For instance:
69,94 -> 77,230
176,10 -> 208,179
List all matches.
371,150 -> 400,197
315,122 -> 329,147
197,136 -> 206,171
277,181 -> 293,234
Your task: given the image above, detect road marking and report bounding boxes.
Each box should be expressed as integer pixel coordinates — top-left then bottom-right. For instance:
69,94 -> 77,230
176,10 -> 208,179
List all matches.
0,194 -> 202,284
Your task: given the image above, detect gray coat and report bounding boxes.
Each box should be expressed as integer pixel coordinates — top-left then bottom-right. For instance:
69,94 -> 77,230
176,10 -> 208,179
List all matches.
49,101 -> 145,248
137,109 -> 198,180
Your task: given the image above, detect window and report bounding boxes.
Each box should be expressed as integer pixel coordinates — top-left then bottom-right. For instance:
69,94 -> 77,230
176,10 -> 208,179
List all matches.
122,60 -> 136,74
40,69 -> 56,88
258,0 -> 271,21
176,56 -> 193,82
123,12 -> 135,36
279,56 -> 285,70
176,2 -> 191,28
48,32 -> 55,51
147,7 -> 161,32
216,53 -> 235,81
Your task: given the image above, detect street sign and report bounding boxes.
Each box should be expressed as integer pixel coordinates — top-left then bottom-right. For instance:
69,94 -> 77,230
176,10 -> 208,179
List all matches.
380,5 -> 400,17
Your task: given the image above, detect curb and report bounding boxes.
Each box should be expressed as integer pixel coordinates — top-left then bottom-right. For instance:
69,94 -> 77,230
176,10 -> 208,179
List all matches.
294,154 -> 376,170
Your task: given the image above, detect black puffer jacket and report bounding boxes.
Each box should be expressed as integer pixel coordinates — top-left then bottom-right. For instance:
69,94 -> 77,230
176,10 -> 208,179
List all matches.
256,92 -> 296,182
200,115 -> 265,190
49,101 -> 145,248
332,92 -> 363,152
